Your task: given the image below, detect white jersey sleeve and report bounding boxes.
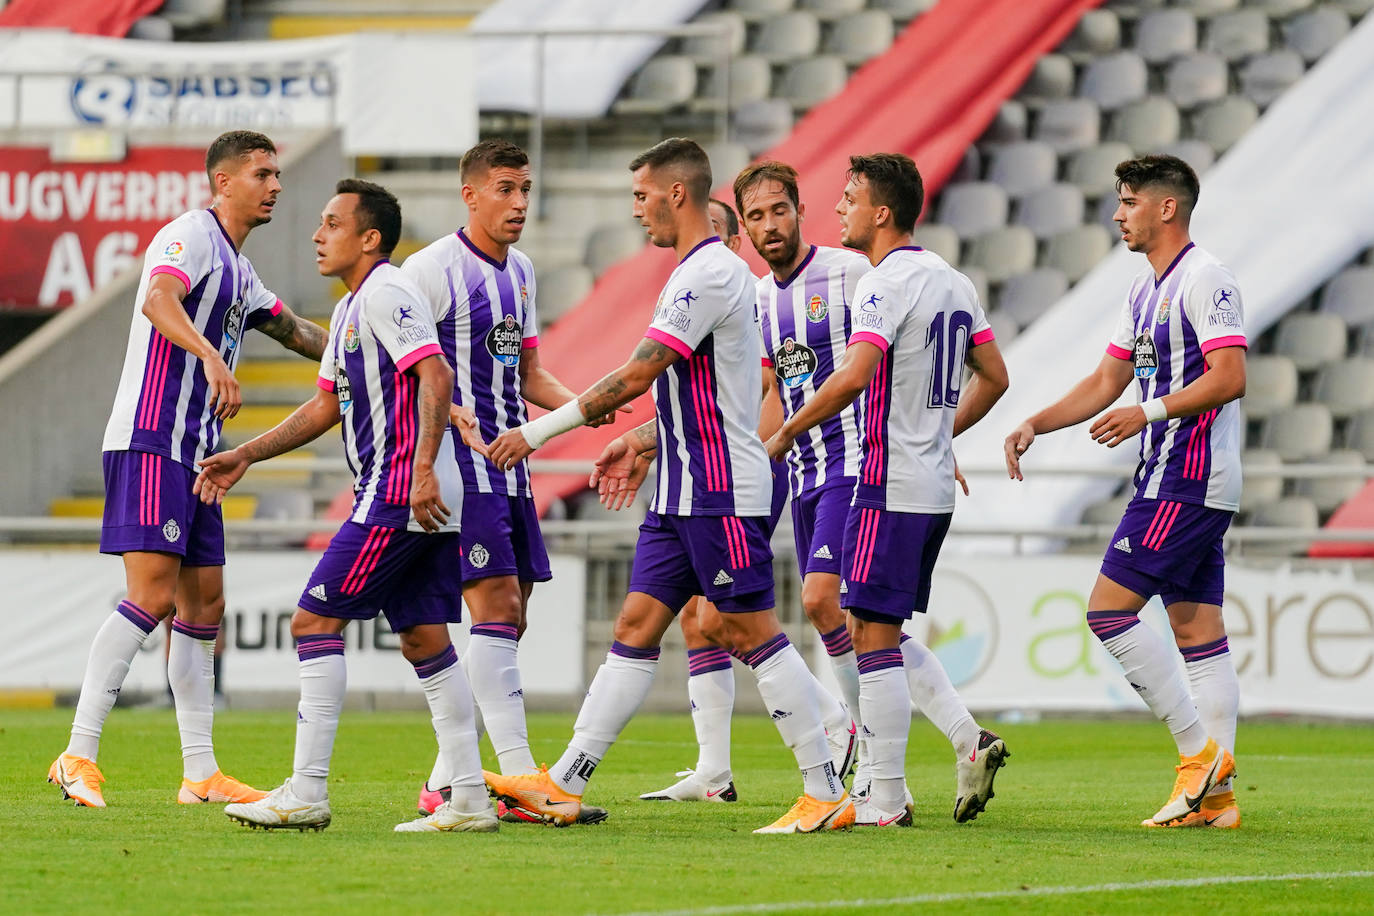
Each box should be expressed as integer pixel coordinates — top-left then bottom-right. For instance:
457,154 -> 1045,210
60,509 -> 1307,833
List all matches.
361,280 -> 443,372
243,267 -> 283,330
1107,286 -> 1140,360
399,249 -> 453,324
1182,263 -> 1247,353
146,221 -> 216,294
317,299 -> 346,393
647,261 -> 731,356
847,271 -> 908,352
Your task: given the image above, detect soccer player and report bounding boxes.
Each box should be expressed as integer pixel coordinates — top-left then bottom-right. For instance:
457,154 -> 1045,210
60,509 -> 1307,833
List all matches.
766,153 -> 1011,827
401,139 -> 614,824
201,179 -> 493,833
483,138 -> 854,833
1004,154 -> 1243,828
49,130 -> 327,809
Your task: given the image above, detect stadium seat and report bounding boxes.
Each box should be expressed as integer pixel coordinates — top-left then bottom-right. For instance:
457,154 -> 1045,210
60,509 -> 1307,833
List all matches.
682,11 -> 747,61
1243,354 -> 1299,419
1274,312 -> 1347,370
984,309 -> 1020,346
753,12 -> 822,62
1065,142 -> 1136,198
870,0 -> 937,23
1158,138 -> 1217,174
1018,53 -> 1076,103
570,490 -> 646,524
1239,50 -> 1305,108
1246,496 -> 1319,556
1315,358 -> 1374,418
998,267 -> 1069,327
799,0 -> 865,20
1256,0 -> 1315,16
613,56 -> 696,115
963,267 -> 991,311
1194,96 -> 1259,154
1135,9 -> 1199,62
1082,495 -> 1133,527
825,11 -> 896,65
982,100 -> 1030,144
1109,96 -> 1182,150
706,142 -> 752,184
1165,52 -> 1230,109
695,55 -> 773,112
1296,449 -> 1368,513
1204,9 -> 1271,61
1263,403 -> 1335,460
1345,408 -> 1374,459
536,265 -> 594,328
937,182 -> 1011,240
1334,0 -> 1374,14
1045,224 -> 1114,282
1093,192 -> 1124,232
1239,448 -> 1283,512
1078,51 -> 1149,111
731,0 -> 795,21
158,0 -> 225,29
1173,0 -> 1241,15
912,223 -> 962,264
1061,9 -> 1123,60
1034,98 -> 1102,153
1284,5 -> 1352,62
967,226 -> 1037,283
1015,184 -> 1087,239
732,99 -> 795,155
777,56 -> 848,111
1319,266 -> 1374,326
988,141 -> 1058,198
128,16 -> 174,40
952,145 -> 983,183
584,223 -> 646,278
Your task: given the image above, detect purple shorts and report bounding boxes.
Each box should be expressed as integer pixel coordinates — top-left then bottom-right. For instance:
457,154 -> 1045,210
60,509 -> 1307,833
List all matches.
1100,497 -> 1232,606
841,506 -> 951,620
100,449 -> 224,566
629,511 -> 775,613
298,521 -> 464,632
791,481 -> 853,577
766,460 -> 790,534
460,493 -> 551,583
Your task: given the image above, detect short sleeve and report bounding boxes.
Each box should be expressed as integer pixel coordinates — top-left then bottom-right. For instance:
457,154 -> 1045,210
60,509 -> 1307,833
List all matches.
1183,266 -> 1247,355
841,254 -> 868,311
1107,293 -> 1136,360
242,266 -> 283,330
646,265 -> 728,357
399,250 -> 453,323
847,273 -> 901,352
147,221 -> 215,295
317,301 -> 344,392
520,263 -> 539,348
363,281 -> 443,372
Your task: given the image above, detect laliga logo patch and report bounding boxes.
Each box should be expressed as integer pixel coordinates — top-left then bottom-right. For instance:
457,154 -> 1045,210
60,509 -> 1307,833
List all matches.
162,519 -> 182,543
468,543 -> 490,569
163,240 -> 185,264
343,323 -> 360,352
806,294 -> 828,323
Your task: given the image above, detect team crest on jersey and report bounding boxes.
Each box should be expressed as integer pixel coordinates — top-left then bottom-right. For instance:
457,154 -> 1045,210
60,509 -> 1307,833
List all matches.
162,519 -> 181,543
468,543 -> 490,569
519,284 -> 528,306
774,337 -> 819,389
1155,297 -> 1171,326
1133,333 -> 1158,379
485,314 -> 522,367
806,294 -> 828,323
162,240 -> 185,264
343,323 -> 360,352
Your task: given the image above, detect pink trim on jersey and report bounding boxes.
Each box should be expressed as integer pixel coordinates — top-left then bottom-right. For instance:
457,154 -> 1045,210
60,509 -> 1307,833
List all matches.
972,328 -> 996,346
269,298 -> 284,318
761,357 -> 773,367
1200,335 -> 1247,354
317,377 -> 335,392
1184,408 -> 1218,480
395,342 -> 443,374
849,331 -> 890,353
137,334 -> 172,431
1143,500 -> 1181,550
522,335 -> 539,349
150,264 -> 192,293
726,516 -> 751,568
387,373 -> 416,504
722,518 -> 741,569
140,452 -> 162,527
861,355 -> 889,486
1106,342 -> 1132,360
645,327 -> 693,359
851,507 -> 880,583
690,354 -> 729,492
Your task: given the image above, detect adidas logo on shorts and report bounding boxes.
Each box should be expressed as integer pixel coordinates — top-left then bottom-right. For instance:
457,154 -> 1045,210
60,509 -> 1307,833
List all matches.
1113,537 -> 1132,554
713,569 -> 734,586
308,584 -> 327,602
812,544 -> 833,560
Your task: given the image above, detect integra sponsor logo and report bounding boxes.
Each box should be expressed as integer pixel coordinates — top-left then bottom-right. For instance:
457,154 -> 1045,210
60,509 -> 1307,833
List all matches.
773,337 -> 818,389
485,314 -> 522,367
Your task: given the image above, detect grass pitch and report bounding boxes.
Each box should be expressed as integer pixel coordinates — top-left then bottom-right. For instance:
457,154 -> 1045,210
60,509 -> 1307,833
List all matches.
3,709 -> 1372,915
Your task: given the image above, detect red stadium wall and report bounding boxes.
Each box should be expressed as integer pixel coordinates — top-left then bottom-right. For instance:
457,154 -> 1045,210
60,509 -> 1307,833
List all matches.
530,0 -> 1101,512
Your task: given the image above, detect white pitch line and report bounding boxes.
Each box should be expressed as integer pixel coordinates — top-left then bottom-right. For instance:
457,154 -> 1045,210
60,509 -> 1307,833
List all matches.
606,870 -> 1374,916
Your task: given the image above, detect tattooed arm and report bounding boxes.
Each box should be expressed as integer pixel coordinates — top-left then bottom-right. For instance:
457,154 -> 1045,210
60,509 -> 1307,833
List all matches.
256,303 -> 329,361
194,386 -> 340,504
407,353 -> 456,532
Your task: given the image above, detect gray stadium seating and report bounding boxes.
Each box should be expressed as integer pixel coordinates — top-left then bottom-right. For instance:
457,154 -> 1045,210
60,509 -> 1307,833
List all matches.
1345,408 -> 1374,459
1136,9 -> 1200,62
754,12 -> 822,62
731,0 -> 795,22
1246,496 -> 1319,556
1256,0 -> 1315,15
1204,9 -> 1271,60
870,0 -> 937,22
988,141 -> 1058,198
777,56 -> 849,111
1284,5 -> 1352,61
1319,267 -> 1374,325
984,310 -> 1020,347
964,267 -> 992,312
1242,354 -> 1299,418
1045,224 -> 1114,282
1274,312 -> 1348,369
1296,449 -> 1368,513
1034,98 -> 1102,153
1263,403 -> 1335,460
1239,50 -> 1305,107
1062,9 -> 1123,60
984,101 -> 1030,144
682,11 -> 747,61
1194,96 -> 1260,153
826,10 -> 897,65
1018,54 -> 1076,103
1175,0 -> 1243,15
1239,448 -> 1283,512
584,224 -> 647,278
1158,138 -> 1217,173
967,226 -> 1037,283
937,182 -> 1011,239
912,223 -> 961,264
613,56 -> 697,115
1079,51 -> 1150,111
1109,96 -> 1182,149
537,265 -> 594,329
732,99 -> 795,155
1166,52 -> 1231,109
1315,358 -> 1374,418
999,267 -> 1069,327
695,56 -> 773,112
1065,142 -> 1135,197
1015,184 -> 1088,239
800,0 -> 866,20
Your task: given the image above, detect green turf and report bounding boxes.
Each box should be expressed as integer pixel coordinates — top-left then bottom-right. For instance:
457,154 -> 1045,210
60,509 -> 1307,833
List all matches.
3,709 -> 1371,914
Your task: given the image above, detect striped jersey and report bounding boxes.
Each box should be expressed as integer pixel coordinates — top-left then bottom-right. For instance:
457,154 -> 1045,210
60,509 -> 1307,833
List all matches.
645,237 -> 772,517
401,229 -> 538,496
316,260 -> 462,532
102,208 -> 282,468
758,244 -> 869,497
847,246 -> 994,514
1106,243 -> 1246,511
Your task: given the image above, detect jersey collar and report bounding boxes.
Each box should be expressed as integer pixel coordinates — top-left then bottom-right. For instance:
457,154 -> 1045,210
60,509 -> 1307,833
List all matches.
774,244 -> 817,290
680,235 -> 721,263
1154,241 -> 1195,288
347,258 -> 390,306
207,207 -> 238,254
876,245 -> 924,267
457,228 -> 508,271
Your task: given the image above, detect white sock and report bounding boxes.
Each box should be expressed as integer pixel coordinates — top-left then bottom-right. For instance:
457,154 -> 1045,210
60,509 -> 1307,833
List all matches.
465,623 -> 537,775
900,633 -> 980,759
686,647 -> 734,779
426,700 -> 486,791
1089,611 -> 1208,756
413,645 -> 487,811
169,619 -> 219,781
66,601 -> 159,762
858,652 -> 911,812
742,634 -> 838,801
291,635 -> 347,803
1184,636 -> 1239,794
550,643 -> 659,795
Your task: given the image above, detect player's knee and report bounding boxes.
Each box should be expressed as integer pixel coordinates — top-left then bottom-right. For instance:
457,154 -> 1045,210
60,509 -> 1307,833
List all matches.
290,608 -> 335,639
467,582 -> 523,627
397,628 -> 449,663
697,608 -> 730,649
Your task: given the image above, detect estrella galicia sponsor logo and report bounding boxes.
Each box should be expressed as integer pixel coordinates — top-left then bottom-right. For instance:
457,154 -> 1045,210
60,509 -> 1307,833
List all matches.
485,314 -> 522,368
334,364 -> 353,414
1208,287 -> 1241,328
1133,333 -> 1158,379
773,337 -> 818,389
221,299 -> 246,357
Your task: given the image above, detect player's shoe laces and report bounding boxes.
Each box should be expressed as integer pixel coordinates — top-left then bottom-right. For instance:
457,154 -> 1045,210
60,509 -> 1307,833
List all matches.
753,793 -> 855,834
48,754 -> 105,808
954,729 -> 1010,823
639,769 -> 738,802
483,766 -> 583,827
1148,738 -> 1236,826
1142,789 -> 1241,829
178,771 -> 268,804
417,781 -> 449,816
225,780 -> 331,831
853,794 -> 914,827
395,799 -> 499,833
827,716 -> 858,782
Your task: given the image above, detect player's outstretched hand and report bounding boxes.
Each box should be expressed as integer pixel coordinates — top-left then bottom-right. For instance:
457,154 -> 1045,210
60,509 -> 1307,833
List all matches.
204,353 -> 241,421
954,458 -> 970,496
590,437 -> 645,510
1003,422 -> 1036,481
764,429 -> 795,462
1090,406 -> 1146,449
450,404 -> 488,457
409,462 -> 450,533
194,449 -> 250,505
489,429 -> 533,471
587,404 -> 634,429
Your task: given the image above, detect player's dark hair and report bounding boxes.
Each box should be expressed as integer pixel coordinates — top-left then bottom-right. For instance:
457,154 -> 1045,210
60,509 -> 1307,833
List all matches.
846,153 -> 924,233
460,138 -> 529,183
1114,154 -> 1200,217
628,138 -> 712,206
709,198 -> 739,240
335,178 -> 402,257
732,160 -> 801,216
204,130 -> 276,183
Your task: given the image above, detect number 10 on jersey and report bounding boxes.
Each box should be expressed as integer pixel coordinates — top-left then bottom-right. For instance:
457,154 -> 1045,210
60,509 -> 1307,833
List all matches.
926,310 -> 974,408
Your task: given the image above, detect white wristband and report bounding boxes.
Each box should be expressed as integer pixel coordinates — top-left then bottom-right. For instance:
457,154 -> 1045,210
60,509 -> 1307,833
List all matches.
1140,398 -> 1169,424
520,398 -> 587,450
